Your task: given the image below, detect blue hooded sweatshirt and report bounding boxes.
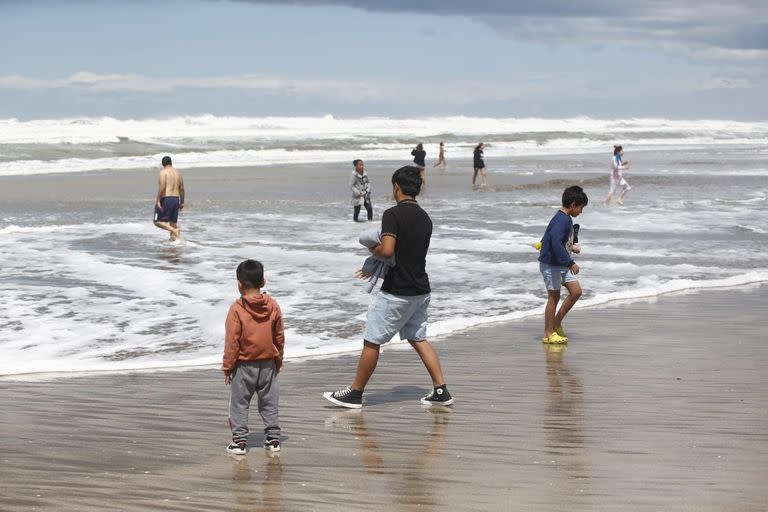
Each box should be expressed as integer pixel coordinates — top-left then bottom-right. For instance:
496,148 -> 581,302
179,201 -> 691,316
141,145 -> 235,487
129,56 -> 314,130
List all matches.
538,210 -> 575,268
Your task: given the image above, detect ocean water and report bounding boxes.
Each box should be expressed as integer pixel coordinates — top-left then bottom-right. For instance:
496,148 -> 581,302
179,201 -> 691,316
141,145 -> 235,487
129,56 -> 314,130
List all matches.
0,115 -> 766,377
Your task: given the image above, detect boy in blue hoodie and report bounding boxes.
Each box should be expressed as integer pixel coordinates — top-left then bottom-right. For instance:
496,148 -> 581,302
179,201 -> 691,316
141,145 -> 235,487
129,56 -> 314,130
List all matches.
538,186 -> 588,344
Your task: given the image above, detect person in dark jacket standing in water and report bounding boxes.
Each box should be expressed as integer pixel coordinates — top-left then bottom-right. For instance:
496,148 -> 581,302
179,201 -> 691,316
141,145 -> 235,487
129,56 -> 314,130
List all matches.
411,143 -> 427,187
473,143 -> 488,190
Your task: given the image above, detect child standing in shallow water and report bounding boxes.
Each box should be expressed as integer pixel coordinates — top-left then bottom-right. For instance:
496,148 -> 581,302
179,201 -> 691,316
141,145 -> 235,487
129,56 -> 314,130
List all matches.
538,186 -> 588,344
604,145 -> 631,206
222,260 -> 285,455
349,159 -> 373,222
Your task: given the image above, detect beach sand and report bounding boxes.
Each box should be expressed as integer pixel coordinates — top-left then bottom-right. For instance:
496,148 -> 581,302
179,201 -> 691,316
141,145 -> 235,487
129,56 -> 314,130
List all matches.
0,158 -> 596,205
1,285 -> 766,511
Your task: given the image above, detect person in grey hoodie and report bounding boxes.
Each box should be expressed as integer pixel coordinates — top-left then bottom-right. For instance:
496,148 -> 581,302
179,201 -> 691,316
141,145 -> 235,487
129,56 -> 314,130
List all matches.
349,159 -> 373,222
222,259 -> 285,455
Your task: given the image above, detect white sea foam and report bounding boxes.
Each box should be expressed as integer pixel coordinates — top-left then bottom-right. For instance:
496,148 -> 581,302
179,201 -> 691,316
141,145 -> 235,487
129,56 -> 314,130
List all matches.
0,222 -> 147,235
4,145 -> 767,177
1,115 -> 767,176
2,115 -> 768,145
0,202 -> 763,378
3,271 -> 764,379
736,224 -> 768,234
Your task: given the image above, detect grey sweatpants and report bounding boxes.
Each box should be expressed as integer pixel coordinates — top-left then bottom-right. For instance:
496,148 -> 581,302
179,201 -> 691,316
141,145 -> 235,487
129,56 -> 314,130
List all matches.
229,360 -> 280,444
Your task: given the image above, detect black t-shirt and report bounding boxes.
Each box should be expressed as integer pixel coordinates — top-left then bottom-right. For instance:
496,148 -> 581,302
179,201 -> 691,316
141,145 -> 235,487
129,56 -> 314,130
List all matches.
411,149 -> 426,167
380,200 -> 432,295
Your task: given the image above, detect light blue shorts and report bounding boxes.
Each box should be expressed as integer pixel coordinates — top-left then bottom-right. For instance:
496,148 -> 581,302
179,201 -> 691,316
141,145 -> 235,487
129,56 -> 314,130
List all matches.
363,291 -> 430,345
540,262 -> 578,291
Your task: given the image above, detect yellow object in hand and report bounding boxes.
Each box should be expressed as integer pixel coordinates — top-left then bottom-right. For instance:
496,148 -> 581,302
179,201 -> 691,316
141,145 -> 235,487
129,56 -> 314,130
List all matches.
532,241 -> 542,251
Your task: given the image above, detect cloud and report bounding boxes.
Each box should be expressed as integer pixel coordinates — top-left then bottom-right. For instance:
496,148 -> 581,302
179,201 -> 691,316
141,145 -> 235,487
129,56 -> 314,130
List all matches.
0,68 -> 757,105
0,71 -> 409,99
226,0 -> 768,58
1,71 -> 765,119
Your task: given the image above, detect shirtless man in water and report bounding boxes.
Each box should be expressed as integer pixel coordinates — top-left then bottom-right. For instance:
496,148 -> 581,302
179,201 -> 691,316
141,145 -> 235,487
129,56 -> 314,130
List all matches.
154,156 -> 185,241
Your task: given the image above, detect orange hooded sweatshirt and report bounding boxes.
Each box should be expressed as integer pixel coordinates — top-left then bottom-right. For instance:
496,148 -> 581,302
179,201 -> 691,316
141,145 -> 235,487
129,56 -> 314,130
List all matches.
222,293 -> 284,373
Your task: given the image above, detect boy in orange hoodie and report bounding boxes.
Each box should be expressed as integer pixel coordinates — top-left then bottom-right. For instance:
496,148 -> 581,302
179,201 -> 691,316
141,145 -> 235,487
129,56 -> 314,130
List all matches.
222,259 -> 285,455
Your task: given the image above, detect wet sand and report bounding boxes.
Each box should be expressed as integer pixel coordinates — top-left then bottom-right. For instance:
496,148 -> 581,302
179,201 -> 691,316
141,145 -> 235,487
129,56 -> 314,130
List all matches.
0,158 -> 598,206
1,285 -> 766,511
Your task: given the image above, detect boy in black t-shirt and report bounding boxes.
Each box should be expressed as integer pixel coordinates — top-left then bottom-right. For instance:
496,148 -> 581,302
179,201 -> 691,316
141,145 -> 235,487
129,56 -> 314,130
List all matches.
323,166 -> 454,408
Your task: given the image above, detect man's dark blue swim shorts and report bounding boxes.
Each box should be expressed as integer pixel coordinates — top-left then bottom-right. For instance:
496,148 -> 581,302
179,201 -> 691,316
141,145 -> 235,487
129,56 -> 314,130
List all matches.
154,196 -> 181,223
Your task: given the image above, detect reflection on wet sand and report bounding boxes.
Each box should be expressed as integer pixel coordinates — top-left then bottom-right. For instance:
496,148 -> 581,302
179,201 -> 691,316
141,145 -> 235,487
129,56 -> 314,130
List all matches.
324,407 -> 451,510
395,408 -> 452,509
325,409 -> 384,474
543,344 -> 587,488
229,452 -> 283,512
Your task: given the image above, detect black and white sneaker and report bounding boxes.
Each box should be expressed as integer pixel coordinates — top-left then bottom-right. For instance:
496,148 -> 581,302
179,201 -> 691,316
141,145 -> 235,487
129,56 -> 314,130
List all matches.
420,385 -> 454,406
226,440 -> 247,455
323,386 -> 363,409
264,438 -> 281,452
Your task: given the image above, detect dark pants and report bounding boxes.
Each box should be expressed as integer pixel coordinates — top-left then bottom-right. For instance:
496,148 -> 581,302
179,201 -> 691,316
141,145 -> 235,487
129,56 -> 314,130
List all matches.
354,199 -> 373,222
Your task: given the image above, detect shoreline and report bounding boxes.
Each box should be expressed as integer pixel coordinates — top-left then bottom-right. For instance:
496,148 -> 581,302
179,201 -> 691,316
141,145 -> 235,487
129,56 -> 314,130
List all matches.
1,285 -> 766,511
1,281 -> 765,382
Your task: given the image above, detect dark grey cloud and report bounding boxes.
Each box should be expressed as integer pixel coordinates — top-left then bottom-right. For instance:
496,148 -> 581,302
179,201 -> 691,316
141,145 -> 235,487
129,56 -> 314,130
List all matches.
227,0 -> 768,54
712,23 -> 768,50
229,0 -> 641,18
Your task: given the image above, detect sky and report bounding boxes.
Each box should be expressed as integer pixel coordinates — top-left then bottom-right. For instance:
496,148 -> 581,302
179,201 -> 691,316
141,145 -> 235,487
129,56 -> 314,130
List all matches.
1,0 -> 766,120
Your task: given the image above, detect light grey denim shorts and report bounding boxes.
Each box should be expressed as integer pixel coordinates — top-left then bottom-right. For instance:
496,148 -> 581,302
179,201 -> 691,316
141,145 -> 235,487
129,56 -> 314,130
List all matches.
363,291 -> 430,344
539,262 -> 577,291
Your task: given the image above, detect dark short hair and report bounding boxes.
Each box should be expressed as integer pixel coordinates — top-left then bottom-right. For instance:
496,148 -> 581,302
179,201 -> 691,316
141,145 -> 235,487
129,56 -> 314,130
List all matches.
352,159 -> 363,167
161,156 -> 172,167
613,145 -> 623,155
391,165 -> 422,197
236,259 -> 265,289
562,185 -> 589,207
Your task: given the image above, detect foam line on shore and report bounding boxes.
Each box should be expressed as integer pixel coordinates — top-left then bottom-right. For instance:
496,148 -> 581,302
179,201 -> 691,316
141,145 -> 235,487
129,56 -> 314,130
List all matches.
2,276 -> 764,380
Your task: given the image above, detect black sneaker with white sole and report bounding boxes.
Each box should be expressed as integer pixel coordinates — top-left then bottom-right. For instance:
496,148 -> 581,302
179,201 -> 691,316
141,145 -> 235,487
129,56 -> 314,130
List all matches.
323,386 -> 363,409
226,440 -> 247,455
420,385 -> 454,406
264,438 -> 281,452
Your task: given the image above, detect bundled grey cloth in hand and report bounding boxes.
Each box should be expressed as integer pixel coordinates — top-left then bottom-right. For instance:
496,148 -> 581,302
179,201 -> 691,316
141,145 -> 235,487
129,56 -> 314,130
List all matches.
359,228 -> 396,293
